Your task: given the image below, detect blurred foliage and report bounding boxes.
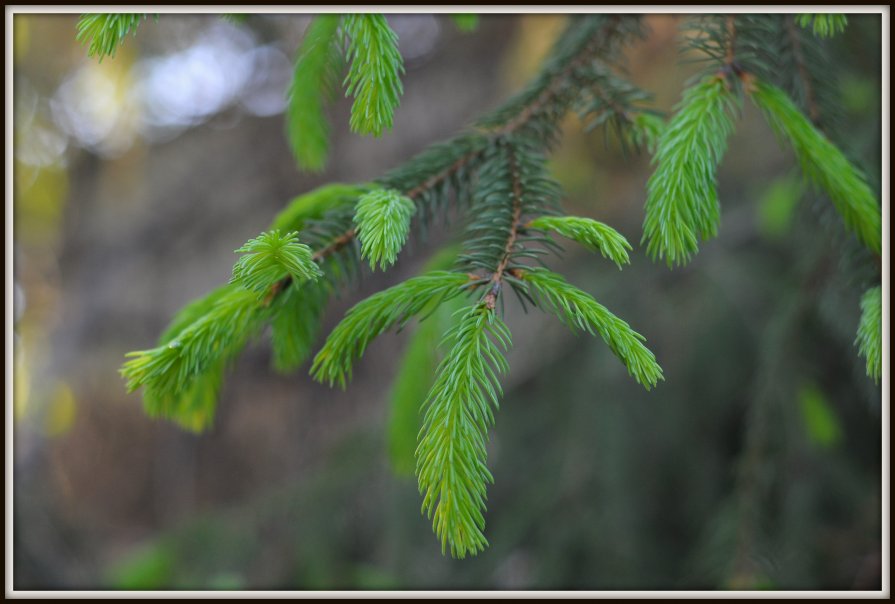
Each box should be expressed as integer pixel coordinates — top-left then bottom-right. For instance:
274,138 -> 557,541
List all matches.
798,382 -> 843,448
755,172 -> 803,239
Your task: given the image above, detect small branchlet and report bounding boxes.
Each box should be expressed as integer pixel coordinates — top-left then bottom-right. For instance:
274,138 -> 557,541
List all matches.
231,230 -> 322,299
310,271 -> 471,388
527,215 -> 632,269
521,268 -> 664,389
796,14 -> 848,38
747,79 -> 881,255
285,15 -> 343,171
120,287 -> 266,430
855,286 -> 882,383
642,75 -> 740,266
416,303 -> 511,558
76,13 -> 150,61
354,188 -> 416,271
342,14 -> 405,137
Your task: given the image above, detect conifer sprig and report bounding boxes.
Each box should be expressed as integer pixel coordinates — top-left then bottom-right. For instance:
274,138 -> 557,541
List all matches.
310,271 -> 472,388
342,14 -> 405,137
120,287 -> 267,425
855,286 -> 882,384
527,215 -> 632,269
521,268 -> 664,389
386,246 -> 466,476
354,189 -> 416,270
285,15 -> 343,171
76,13 -> 149,60
748,79 -> 881,255
230,230 -> 322,298
796,14 -> 848,38
416,304 -> 512,558
642,75 -> 741,266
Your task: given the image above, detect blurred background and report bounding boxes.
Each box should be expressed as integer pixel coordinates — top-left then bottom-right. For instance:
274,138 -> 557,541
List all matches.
11,13 -> 883,590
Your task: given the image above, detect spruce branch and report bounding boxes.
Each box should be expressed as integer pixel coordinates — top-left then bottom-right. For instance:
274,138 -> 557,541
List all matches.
855,286 -> 882,383
230,230 -> 322,299
120,287 -> 267,428
796,14 -> 848,38
342,14 -> 405,137
521,268 -> 663,389
76,13 -> 150,61
643,74 -> 741,266
310,271 -> 472,388
386,246 -> 465,476
286,15 -> 343,171
354,189 -> 416,271
527,215 -> 632,269
416,303 -> 512,558
747,79 -> 881,255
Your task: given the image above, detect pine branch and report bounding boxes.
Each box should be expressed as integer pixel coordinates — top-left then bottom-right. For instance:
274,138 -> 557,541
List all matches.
416,303 -> 512,558
855,286 -> 882,383
120,287 -> 268,429
120,17 -> 664,542
342,14 -> 405,137
521,268 -> 663,389
285,15 -> 343,171
310,271 -> 473,388
387,245 -> 465,476
230,230 -> 322,299
747,78 -> 881,255
354,189 -> 416,270
643,74 -> 741,266
76,13 -> 150,61
526,215 -> 632,269
796,14 -> 848,38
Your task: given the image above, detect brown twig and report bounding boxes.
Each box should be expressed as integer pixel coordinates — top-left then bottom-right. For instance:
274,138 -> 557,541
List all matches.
725,15 -> 737,65
483,146 -> 524,310
785,17 -> 822,124
491,16 -> 623,137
